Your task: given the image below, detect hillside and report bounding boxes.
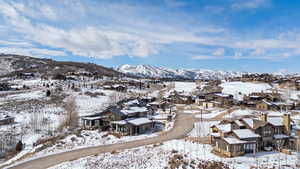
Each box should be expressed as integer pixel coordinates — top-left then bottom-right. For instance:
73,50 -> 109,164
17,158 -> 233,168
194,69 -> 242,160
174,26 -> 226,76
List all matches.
0,54 -> 124,78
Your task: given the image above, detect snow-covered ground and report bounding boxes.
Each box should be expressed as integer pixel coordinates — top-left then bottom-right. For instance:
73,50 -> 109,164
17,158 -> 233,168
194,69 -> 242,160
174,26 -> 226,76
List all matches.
174,82 -> 197,93
34,130 -> 161,157
0,88 -> 66,167
189,121 -> 218,137
49,139 -> 299,169
220,82 -> 272,100
224,109 -> 256,118
195,108 -> 226,119
75,89 -> 114,116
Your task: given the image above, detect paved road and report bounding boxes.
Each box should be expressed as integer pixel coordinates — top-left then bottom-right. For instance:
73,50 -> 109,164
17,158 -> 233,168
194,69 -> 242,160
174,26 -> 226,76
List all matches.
9,112 -> 196,169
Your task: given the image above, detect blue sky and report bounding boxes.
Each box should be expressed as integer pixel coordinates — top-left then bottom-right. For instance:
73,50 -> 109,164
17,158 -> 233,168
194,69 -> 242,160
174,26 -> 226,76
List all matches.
0,0 -> 300,73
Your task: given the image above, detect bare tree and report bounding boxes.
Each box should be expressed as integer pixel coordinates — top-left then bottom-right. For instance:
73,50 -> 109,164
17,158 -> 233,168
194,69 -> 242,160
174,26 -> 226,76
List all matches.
60,97 -> 79,130
108,92 -> 126,106
29,108 -> 44,133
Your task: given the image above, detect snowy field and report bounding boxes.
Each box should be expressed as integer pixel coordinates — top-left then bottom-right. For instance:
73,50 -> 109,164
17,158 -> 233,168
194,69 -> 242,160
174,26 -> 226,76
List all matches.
174,82 -> 197,93
75,89 -> 115,116
220,82 -> 272,100
49,139 -> 299,169
0,88 -> 66,167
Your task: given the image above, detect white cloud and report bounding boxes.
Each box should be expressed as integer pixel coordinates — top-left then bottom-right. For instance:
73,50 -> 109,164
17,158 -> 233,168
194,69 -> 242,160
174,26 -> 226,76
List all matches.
0,47 -> 66,57
212,48 -> 225,56
0,0 -> 231,60
231,0 -> 271,9
0,0 -> 299,61
0,40 -> 33,47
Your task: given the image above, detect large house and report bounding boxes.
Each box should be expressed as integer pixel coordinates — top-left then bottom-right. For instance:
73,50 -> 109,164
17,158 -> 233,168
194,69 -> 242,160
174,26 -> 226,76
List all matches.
196,93 -> 234,109
165,90 -> 194,104
256,100 -> 295,111
211,113 -> 297,157
81,98 -> 156,135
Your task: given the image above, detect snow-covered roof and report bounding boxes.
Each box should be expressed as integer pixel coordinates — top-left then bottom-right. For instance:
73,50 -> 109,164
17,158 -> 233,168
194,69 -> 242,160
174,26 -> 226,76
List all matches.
272,102 -> 293,106
223,137 -> 247,144
127,118 -> 152,126
267,117 -> 283,126
211,133 -> 221,137
215,93 -> 230,97
234,120 -> 245,126
262,100 -> 272,105
121,107 -> 148,115
112,84 -> 125,88
215,124 -> 231,133
111,120 -> 127,125
148,101 -> 160,105
233,129 -> 260,139
242,118 -> 255,128
274,134 -> 290,139
124,99 -> 139,106
82,116 -> 103,120
250,95 -> 261,98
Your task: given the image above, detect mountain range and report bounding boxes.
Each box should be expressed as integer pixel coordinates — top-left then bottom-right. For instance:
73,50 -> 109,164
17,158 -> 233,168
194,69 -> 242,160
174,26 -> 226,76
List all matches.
115,64 -> 244,80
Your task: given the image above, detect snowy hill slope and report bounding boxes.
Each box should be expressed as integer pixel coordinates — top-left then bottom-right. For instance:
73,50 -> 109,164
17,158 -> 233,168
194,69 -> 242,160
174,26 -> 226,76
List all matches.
116,64 -> 244,80
0,54 -> 123,77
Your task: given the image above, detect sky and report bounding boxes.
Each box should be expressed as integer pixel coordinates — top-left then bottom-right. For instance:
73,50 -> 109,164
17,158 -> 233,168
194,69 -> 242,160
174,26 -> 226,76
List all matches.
0,0 -> 300,73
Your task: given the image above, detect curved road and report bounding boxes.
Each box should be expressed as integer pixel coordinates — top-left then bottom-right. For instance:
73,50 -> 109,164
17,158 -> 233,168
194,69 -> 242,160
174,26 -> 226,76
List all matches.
9,112 -> 196,169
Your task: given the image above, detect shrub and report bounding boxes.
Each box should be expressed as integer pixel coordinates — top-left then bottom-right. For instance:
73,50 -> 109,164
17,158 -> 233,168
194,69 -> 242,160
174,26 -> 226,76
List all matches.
15,141 -> 23,152
46,90 -> 51,97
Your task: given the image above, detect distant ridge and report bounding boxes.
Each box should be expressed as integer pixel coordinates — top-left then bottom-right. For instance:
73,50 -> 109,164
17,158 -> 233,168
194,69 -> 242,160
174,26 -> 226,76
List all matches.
115,64 -> 244,80
0,54 -> 124,78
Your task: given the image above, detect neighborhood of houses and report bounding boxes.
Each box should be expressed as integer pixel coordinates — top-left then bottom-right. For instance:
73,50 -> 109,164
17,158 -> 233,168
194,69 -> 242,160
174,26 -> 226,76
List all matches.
1,71 -> 300,168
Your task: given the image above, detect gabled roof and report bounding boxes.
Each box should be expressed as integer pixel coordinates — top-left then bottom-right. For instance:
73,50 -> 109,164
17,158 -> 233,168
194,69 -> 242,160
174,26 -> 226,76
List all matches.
120,107 -> 148,116
223,137 -> 247,145
241,118 -> 270,130
212,124 -> 232,133
267,117 -> 284,126
127,118 -> 152,126
234,120 -> 245,127
233,129 -> 260,139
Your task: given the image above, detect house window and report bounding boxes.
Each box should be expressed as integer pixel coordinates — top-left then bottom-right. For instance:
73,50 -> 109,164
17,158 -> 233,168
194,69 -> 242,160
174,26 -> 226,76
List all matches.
263,130 -> 272,136
274,128 -> 281,134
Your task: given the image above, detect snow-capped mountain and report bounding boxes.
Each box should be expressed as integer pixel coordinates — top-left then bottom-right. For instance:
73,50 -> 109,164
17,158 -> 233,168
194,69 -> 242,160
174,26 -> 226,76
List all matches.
115,64 -> 244,80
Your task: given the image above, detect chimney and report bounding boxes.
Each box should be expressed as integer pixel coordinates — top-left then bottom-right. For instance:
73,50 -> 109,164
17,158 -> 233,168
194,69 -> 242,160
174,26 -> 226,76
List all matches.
260,113 -> 268,122
283,113 -> 291,135
220,131 -> 225,138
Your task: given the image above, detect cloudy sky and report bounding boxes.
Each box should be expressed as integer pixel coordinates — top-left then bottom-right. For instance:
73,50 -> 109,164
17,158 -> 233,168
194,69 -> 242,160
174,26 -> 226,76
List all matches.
0,0 -> 300,72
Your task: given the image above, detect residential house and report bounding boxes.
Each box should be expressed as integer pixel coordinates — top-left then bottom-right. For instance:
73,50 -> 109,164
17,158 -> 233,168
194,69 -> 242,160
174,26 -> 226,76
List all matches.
111,117 -> 154,135
0,115 -> 15,125
211,113 -> 294,157
256,100 -> 294,111
165,91 -> 194,104
81,99 -> 155,135
0,83 -> 11,91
